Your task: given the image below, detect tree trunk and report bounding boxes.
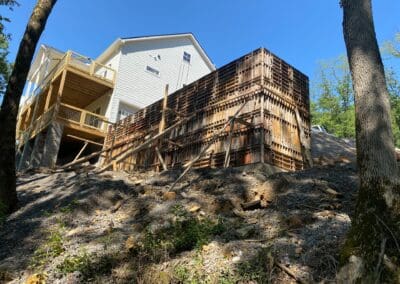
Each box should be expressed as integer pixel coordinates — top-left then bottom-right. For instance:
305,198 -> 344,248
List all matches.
0,0 -> 57,214
340,0 -> 400,281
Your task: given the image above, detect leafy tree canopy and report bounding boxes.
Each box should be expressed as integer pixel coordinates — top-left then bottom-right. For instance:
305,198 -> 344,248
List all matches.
0,0 -> 18,98
311,51 -> 400,147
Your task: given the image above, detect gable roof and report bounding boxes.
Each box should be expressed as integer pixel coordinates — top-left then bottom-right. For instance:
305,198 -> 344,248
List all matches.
96,33 -> 215,71
27,44 -> 65,80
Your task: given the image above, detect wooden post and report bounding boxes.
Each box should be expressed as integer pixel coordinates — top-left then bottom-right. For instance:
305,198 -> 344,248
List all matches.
155,146 -> 167,171
23,106 -> 32,130
170,100 -> 249,190
53,69 -> 67,119
156,84 -> 169,171
107,129 -> 116,164
44,83 -> 54,111
89,61 -> 95,76
79,110 -> 86,126
159,84 -> 169,134
224,119 -> 235,168
73,142 -> 88,162
294,107 -> 313,168
99,112 -> 199,172
260,94 -> 265,163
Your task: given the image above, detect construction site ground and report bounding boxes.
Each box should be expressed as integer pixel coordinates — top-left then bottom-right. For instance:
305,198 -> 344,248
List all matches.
0,132 -> 358,283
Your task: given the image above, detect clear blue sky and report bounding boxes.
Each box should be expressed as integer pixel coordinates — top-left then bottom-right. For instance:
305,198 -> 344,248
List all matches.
2,0 -> 400,81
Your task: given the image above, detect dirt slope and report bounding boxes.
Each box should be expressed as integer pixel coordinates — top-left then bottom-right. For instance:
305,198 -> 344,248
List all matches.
0,157 -> 358,283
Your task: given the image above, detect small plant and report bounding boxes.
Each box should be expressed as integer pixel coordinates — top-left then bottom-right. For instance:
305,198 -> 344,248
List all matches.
235,247 -> 274,283
57,252 -> 91,275
29,229 -> 65,269
57,252 -> 117,281
138,204 -> 226,262
59,199 -> 79,214
173,265 -> 191,282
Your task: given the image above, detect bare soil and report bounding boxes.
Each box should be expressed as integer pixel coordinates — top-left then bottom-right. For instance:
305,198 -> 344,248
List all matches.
0,133 -> 359,283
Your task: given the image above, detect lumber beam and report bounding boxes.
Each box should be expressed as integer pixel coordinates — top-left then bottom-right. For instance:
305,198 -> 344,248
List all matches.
99,112 -> 198,172
73,142 -> 88,162
155,146 -> 167,171
230,116 -> 254,128
224,119 -> 235,168
294,107 -> 313,168
66,134 -> 103,147
170,100 -> 249,190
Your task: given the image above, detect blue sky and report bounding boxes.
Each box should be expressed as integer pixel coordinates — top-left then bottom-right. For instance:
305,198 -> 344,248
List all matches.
2,1 -> 400,81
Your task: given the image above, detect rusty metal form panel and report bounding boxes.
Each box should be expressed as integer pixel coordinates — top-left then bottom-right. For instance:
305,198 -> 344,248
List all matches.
103,48 -> 310,172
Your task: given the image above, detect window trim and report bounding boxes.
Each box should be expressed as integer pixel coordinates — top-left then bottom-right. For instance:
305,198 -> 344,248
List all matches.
145,65 -> 160,77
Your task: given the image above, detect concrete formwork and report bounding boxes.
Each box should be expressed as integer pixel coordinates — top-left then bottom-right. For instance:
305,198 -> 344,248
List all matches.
103,48 -> 310,172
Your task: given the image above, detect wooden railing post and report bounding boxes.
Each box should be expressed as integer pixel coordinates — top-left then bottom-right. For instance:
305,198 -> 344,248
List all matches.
79,110 -> 86,126
89,61 -> 95,76
65,51 -> 72,66
53,69 -> 67,120
44,83 -> 54,111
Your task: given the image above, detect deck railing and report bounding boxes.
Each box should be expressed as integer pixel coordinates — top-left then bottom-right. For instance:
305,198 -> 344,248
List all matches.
20,50 -> 116,112
17,103 -> 112,146
58,103 -> 112,132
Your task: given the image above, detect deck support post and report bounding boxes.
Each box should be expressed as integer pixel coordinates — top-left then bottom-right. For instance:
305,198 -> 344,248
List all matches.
40,121 -> 64,168
30,131 -> 47,168
53,69 -> 67,120
17,140 -> 34,171
44,83 -> 54,111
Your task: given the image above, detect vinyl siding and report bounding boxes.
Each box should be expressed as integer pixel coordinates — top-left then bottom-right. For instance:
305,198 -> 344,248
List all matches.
107,37 -> 213,122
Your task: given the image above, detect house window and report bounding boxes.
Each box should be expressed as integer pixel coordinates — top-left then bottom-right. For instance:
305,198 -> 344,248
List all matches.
146,65 -> 160,76
183,52 -> 191,63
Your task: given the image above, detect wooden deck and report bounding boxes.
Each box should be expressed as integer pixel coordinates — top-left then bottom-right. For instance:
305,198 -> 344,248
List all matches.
17,50 -> 115,148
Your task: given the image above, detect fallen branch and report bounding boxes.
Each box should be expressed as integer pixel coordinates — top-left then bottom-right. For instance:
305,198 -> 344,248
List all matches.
241,200 -> 262,210
275,260 -> 308,284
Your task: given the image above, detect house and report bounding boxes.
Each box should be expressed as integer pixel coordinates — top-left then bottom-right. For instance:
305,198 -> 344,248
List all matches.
16,33 -> 215,170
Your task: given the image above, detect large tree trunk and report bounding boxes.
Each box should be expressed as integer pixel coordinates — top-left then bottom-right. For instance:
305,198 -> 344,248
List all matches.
340,0 -> 400,282
0,0 -> 57,214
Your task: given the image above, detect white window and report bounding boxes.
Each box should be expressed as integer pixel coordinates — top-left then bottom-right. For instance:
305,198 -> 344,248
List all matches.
183,51 -> 191,63
146,65 -> 160,76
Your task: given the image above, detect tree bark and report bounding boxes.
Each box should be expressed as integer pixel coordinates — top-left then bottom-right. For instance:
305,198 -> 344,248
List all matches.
0,0 -> 57,213
340,0 -> 400,281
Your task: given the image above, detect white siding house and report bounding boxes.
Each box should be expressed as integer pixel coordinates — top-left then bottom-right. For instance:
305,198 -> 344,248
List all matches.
21,33 -> 215,123
96,33 -> 215,122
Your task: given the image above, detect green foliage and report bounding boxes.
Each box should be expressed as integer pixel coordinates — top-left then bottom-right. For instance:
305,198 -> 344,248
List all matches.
236,247 -> 274,283
57,251 -> 117,281
59,199 -> 79,214
139,204 -> 226,261
383,32 -> 400,58
0,0 -> 18,98
57,252 -> 91,275
311,56 -> 355,139
29,229 -> 65,269
170,247 -> 274,284
386,68 -> 400,147
311,54 -> 400,147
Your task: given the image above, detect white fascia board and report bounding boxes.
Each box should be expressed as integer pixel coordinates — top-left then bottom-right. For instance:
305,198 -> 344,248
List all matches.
96,33 -> 216,71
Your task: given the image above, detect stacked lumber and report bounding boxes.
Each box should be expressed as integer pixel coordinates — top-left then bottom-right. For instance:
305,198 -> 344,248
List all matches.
102,48 -> 310,172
